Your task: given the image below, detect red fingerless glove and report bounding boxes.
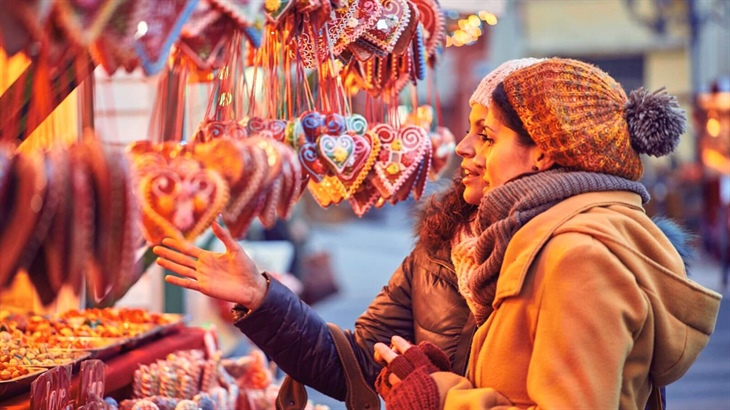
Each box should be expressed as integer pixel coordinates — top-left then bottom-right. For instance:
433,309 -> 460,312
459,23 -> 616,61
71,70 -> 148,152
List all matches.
376,342 -> 451,410
387,366 -> 440,410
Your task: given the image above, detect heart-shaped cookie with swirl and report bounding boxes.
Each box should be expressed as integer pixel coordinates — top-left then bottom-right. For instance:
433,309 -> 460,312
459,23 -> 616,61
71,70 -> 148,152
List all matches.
370,124 -> 430,199
138,157 -> 229,245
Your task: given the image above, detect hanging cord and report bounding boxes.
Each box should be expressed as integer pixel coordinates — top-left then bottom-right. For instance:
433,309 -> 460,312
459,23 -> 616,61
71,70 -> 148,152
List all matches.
433,69 -> 443,129
323,24 -> 347,115
247,26 -> 266,118
284,30 -> 293,120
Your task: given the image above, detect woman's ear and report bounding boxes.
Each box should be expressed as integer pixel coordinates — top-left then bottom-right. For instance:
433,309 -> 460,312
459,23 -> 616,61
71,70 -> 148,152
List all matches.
534,151 -> 556,171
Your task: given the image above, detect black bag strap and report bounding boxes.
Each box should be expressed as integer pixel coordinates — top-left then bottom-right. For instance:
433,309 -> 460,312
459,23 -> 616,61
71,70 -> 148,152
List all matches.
276,323 -> 381,410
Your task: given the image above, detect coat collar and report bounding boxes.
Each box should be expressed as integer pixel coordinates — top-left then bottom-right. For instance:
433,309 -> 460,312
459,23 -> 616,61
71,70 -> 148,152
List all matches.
493,191 -> 645,304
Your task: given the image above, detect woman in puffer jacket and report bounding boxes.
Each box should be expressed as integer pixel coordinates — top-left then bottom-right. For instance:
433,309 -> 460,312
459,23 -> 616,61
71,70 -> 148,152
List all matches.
151,58 -> 542,402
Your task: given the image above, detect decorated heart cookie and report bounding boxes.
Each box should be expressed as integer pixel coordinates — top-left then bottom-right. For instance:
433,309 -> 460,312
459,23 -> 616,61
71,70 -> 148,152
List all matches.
264,119 -> 288,141
194,138 -> 247,187
134,0 -> 198,75
27,149 -> 71,304
341,131 -> 380,198
298,142 -> 328,182
299,111 -> 324,143
318,134 -> 355,175
0,151 -> 46,288
333,0 -> 383,55
179,7 -> 235,71
370,124 -> 429,199
360,0 -> 411,55
222,140 -> 267,221
413,0 -> 444,60
348,181 -> 381,217
91,0 -> 145,75
139,158 -> 229,245
307,175 -> 347,208
346,114 -> 369,136
391,0 -> 419,56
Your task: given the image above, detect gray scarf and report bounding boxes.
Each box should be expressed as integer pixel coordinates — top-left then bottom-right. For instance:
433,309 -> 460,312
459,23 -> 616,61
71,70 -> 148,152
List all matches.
452,169 -> 650,325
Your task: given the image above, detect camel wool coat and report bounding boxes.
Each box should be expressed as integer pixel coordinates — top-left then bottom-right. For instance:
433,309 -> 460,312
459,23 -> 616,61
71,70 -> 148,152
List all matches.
430,191 -> 722,409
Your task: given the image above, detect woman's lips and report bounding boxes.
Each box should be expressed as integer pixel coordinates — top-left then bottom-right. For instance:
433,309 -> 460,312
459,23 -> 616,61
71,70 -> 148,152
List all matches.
461,168 -> 479,182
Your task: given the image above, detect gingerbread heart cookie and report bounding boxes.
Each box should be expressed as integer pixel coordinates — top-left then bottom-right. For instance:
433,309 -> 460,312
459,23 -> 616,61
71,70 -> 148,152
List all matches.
370,124 -> 429,199
139,157 -> 229,245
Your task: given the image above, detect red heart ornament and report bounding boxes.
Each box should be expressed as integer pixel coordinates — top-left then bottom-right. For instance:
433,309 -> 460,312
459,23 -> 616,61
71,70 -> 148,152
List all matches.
179,9 -> 235,71
222,141 -> 267,220
342,131 -> 380,200
298,142 -> 328,182
340,132 -> 375,182
134,0 -> 198,75
196,119 -> 249,142
91,0 -> 145,75
370,124 -> 429,199
300,111 -> 325,143
348,181 -> 381,217
264,119 -> 288,142
139,158 -> 229,245
333,0 -> 383,55
413,0 -> 444,59
272,140 -> 303,219
361,0 -> 411,55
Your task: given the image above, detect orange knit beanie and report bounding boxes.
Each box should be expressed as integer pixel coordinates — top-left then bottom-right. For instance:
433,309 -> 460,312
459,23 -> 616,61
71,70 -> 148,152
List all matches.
502,58 -> 686,181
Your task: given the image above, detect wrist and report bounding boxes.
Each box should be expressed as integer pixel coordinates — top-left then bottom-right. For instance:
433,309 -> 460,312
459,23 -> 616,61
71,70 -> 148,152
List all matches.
231,272 -> 271,321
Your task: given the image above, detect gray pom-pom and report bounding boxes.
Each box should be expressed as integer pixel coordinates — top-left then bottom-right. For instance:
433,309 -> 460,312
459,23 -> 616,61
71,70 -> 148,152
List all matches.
625,87 -> 686,157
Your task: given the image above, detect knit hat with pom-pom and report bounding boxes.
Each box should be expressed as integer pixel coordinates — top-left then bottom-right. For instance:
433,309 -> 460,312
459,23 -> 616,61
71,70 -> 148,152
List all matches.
469,58 -> 545,108
501,57 -> 686,181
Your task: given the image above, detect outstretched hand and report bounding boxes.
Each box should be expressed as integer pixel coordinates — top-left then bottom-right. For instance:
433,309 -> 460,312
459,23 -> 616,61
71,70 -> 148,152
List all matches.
153,221 -> 268,310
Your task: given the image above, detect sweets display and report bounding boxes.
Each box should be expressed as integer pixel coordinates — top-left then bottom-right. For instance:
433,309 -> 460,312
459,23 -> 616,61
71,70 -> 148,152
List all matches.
0,307 -> 185,386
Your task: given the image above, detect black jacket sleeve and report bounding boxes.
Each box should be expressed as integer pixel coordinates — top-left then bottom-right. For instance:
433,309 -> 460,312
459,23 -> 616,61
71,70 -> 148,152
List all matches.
233,250 -> 419,401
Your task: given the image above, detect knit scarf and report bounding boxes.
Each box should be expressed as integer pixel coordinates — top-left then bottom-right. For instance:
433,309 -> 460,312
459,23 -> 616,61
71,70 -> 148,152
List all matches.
451,169 -> 650,325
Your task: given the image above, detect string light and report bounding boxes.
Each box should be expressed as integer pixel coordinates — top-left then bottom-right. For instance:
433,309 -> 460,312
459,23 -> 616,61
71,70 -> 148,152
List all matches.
445,10 -> 497,47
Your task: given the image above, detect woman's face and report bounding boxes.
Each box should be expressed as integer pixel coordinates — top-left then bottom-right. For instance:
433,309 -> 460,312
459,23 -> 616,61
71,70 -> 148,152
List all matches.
474,108 -> 547,194
455,104 -> 490,205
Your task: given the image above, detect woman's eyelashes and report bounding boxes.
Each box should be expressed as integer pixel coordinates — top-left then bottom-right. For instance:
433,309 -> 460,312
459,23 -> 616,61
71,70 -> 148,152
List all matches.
478,132 -> 494,145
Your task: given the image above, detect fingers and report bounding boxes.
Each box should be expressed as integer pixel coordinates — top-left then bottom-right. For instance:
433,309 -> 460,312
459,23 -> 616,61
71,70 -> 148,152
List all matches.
388,372 -> 401,387
164,275 -> 200,292
390,335 -> 412,354
160,237 -> 202,259
374,348 -> 387,366
374,343 -> 399,364
212,221 -> 240,252
156,256 -> 198,279
152,245 -> 197,269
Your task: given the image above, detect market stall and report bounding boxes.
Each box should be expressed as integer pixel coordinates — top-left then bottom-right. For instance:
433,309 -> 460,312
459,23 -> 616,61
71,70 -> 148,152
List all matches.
0,0 -> 474,407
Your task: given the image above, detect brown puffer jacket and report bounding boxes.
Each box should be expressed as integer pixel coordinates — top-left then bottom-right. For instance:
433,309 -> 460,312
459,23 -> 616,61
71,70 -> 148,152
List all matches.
234,223 -> 475,402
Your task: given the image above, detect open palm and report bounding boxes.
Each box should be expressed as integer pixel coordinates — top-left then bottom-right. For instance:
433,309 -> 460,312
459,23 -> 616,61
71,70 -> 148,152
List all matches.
153,222 -> 268,309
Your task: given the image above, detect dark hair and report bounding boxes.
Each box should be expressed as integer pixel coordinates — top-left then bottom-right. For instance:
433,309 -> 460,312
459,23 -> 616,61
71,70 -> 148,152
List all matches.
418,177 -> 477,253
491,82 -> 534,146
